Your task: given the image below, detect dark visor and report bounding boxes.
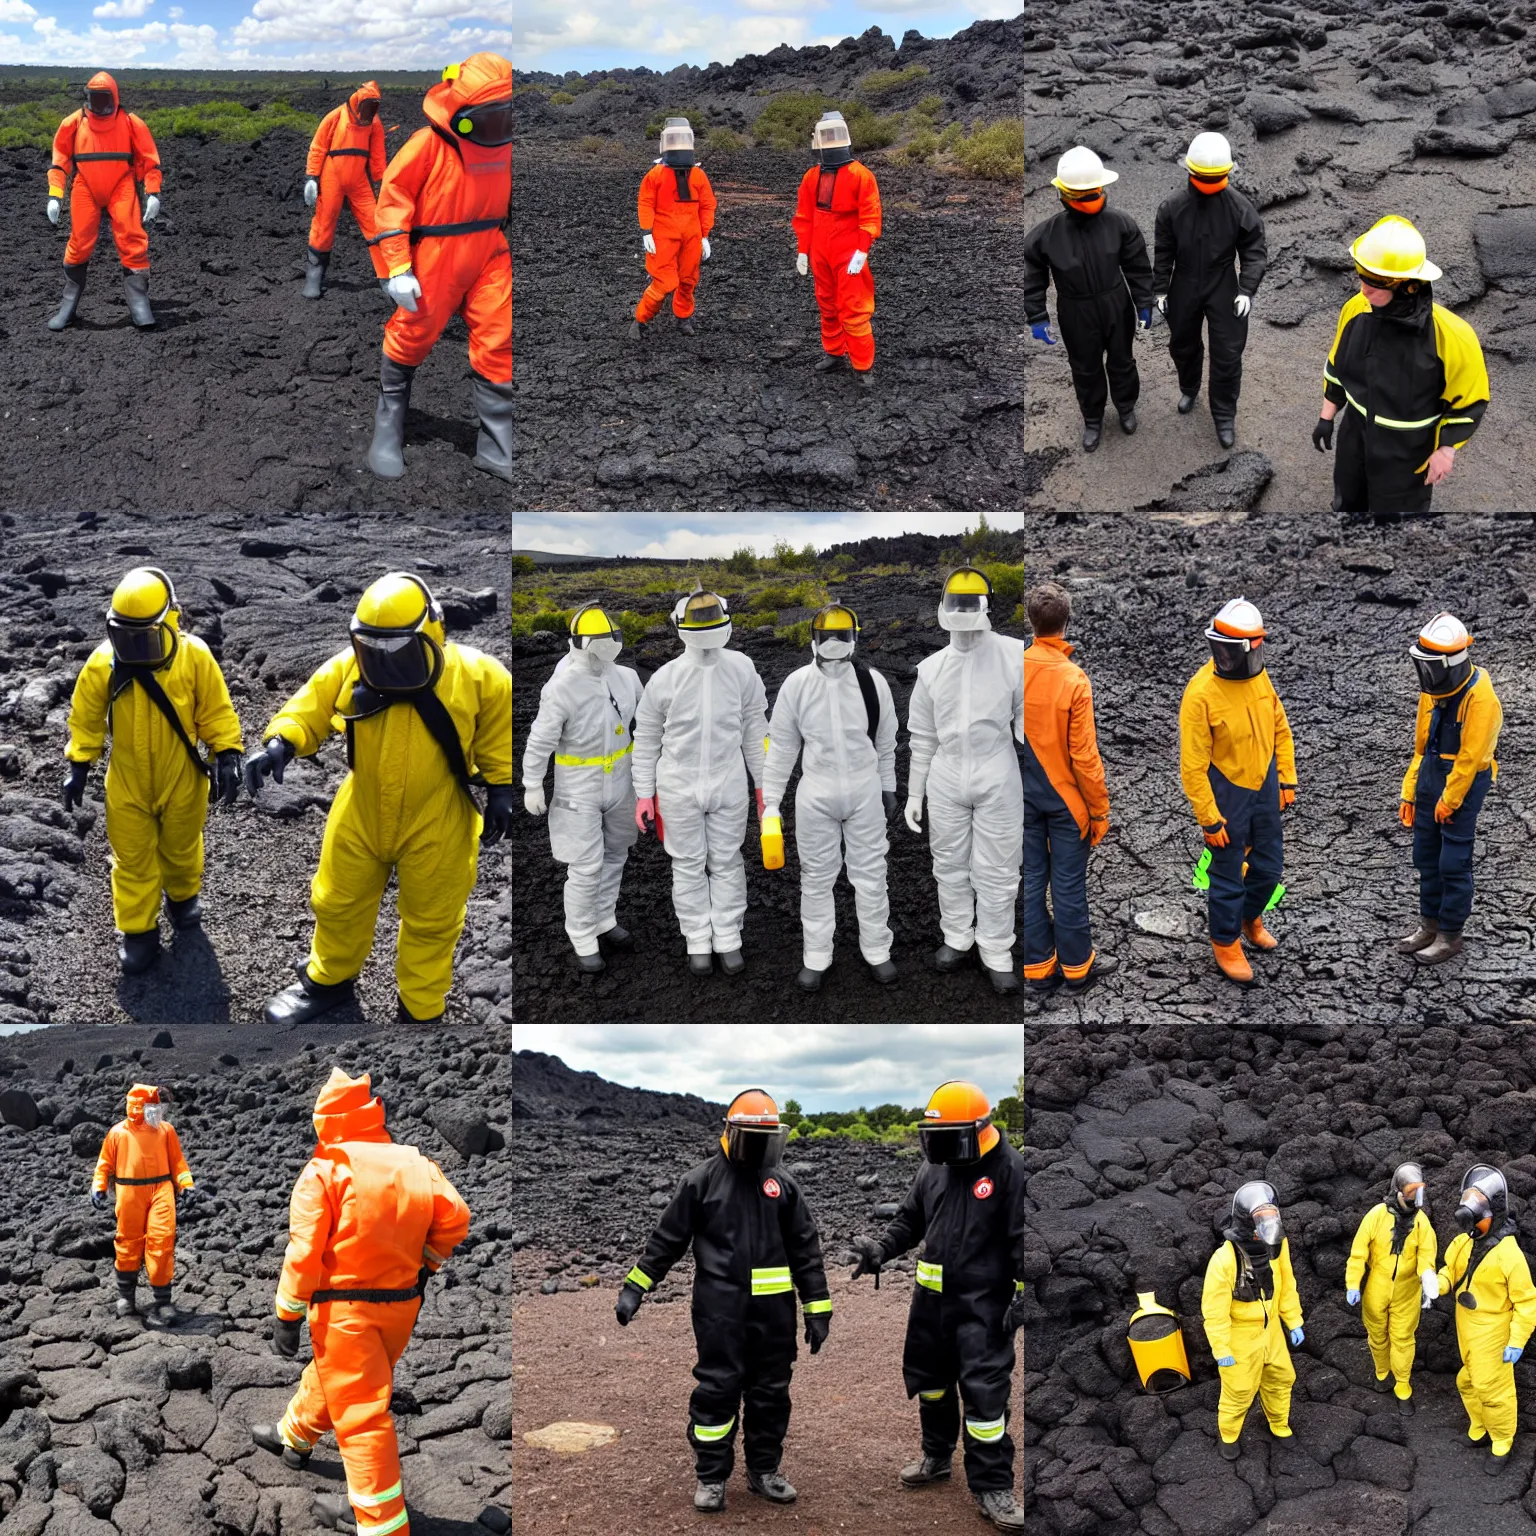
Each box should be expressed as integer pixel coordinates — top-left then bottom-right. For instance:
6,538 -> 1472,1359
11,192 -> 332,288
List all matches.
106,618 -> 168,668
355,98 -> 380,123
920,1125 -> 982,1165
457,100 -> 513,147
726,1125 -> 787,1169
352,630 -> 433,693
682,598 -> 728,627
87,90 -> 115,114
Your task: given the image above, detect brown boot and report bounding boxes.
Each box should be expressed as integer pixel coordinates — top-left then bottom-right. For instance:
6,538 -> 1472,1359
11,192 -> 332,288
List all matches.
1416,931 -> 1463,966
1212,939 -> 1253,984
1397,918 -> 1438,955
1243,917 -> 1278,951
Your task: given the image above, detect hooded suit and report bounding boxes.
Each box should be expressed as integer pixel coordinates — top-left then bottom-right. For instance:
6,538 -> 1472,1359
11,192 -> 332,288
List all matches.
306,81 -> 390,278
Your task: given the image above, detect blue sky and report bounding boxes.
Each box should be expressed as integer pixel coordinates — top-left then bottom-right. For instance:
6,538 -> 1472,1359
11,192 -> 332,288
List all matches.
512,1024 -> 1024,1112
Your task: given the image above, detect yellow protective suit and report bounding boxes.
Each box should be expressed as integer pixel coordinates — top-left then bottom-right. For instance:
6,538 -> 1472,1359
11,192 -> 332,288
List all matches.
1438,1231 -> 1536,1455
264,642 -> 512,1020
1345,1203 -> 1436,1398
1201,1236 -> 1303,1443
1401,669 -> 1502,810
1178,661 -> 1297,830
66,630 -> 242,934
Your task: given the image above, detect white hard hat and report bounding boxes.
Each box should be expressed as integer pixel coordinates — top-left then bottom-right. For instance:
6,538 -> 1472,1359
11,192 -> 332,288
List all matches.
1052,144 -> 1118,193
1416,611 -> 1471,657
1205,598 -> 1267,681
1183,131 -> 1234,175
1210,597 -> 1265,638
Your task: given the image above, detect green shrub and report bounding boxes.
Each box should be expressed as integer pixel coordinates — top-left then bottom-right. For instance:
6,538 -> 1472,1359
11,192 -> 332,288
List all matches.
939,122 -> 964,151
511,555 -> 535,576
858,64 -> 930,100
644,107 -> 708,138
141,99 -> 319,142
776,619 -> 813,647
642,578 -> 676,596
809,1125 -> 837,1140
842,100 -> 900,151
550,91 -> 577,106
618,610 -> 668,647
530,609 -> 572,635
844,1122 -> 878,1141
903,129 -> 939,163
752,584 -> 791,608
981,563 -> 1025,605
706,127 -> 746,154
1013,602 -> 1025,625
725,547 -> 758,576
954,118 -> 1024,181
751,610 -> 778,626
786,580 -> 828,608
576,135 -> 629,161
915,93 -> 944,119
753,93 -> 899,153
995,1094 -> 1025,1136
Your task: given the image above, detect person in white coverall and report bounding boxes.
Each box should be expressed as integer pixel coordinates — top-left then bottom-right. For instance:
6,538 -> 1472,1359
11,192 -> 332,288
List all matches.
762,603 -> 900,994
521,604 -> 643,975
905,566 -> 1025,996
631,587 -> 770,977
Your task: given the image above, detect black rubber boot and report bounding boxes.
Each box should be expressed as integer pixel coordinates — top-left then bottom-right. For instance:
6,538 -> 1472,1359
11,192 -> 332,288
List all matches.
303,246 -> 330,300
798,965 -> 826,992
688,953 -> 713,977
252,1423 -> 311,1470
144,1285 -> 178,1330
815,353 -> 847,373
572,951 -> 606,975
934,944 -> 970,973
470,375 -> 513,482
1026,970 -> 1062,995
986,966 -> 1021,996
122,268 -> 155,328
165,894 -> 202,929
114,1269 -> 138,1318
310,1493 -> 352,1529
1119,408 -> 1138,435
262,970 -> 356,1026
396,997 -> 444,1024
1082,419 -> 1102,452
49,262 -> 89,330
629,319 -> 644,341
1219,1439 -> 1242,1460
856,368 -> 875,390
868,958 -> 898,985
718,949 -> 746,976
678,316 -> 697,336
596,924 -> 634,954
367,357 -> 416,480
118,930 -> 160,975
1178,393 -> 1197,414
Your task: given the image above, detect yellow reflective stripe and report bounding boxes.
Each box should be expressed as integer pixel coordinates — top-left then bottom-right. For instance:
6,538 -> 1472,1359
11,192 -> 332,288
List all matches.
1371,411 -> 1440,429
1015,1280 -> 1026,1292
1322,366 -> 1341,385
275,1291 -> 307,1318
692,1416 -> 735,1441
554,741 -> 633,773
751,1266 -> 792,1295
626,1267 -> 653,1291
802,1298 -> 832,1315
966,1415 -> 1006,1442
1441,416 -> 1475,426
1345,391 -> 1367,416
919,1389 -> 947,1401
916,1261 -> 943,1292
356,1511 -> 409,1536
349,1480 -> 403,1508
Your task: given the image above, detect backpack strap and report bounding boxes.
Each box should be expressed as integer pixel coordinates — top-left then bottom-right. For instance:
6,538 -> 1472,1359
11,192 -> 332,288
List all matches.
852,659 -> 879,748
343,683 -> 481,810
110,664 -> 211,782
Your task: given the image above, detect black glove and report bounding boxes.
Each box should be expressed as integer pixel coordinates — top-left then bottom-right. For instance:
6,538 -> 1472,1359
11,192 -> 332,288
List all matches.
62,760 -> 90,811
90,1189 -> 107,1211
1312,415 -> 1334,453
882,790 -> 898,823
177,1185 -> 199,1204
244,737 -> 294,797
214,750 -> 242,807
271,1317 -> 303,1358
1003,1291 -> 1026,1340
850,1235 -> 884,1282
614,1281 -> 643,1326
480,783 -> 514,846
804,1311 -> 831,1354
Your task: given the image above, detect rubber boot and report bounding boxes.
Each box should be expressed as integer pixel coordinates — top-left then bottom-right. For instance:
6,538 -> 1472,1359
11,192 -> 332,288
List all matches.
694,1482 -> 726,1512
629,319 -> 644,341
1027,969 -> 1062,995
310,1493 -> 352,1529
815,352 -> 846,373
396,997 -> 444,1024
1243,917 -> 1278,951
899,1455 -> 951,1487
470,375 -> 513,482
1212,939 -> 1253,984
251,1423 -> 311,1470
688,953 -> 713,977
1416,930 -> 1463,966
986,965 -> 1021,996
934,944 -> 970,973
144,1285 -> 178,1330
798,965 -> 826,993
1214,416 -> 1236,449
1082,419 -> 1102,452
572,950 -> 606,975
367,356 -> 415,480
1397,918 -> 1438,954
1219,1439 -> 1242,1460
303,246 -> 329,300
1488,1449 -> 1512,1475
114,1269 -> 137,1318
118,930 -> 160,976
1064,953 -> 1119,996
718,949 -> 746,976
165,894 -> 202,930
596,923 -> 634,954
1119,407 -> 1138,434
746,1470 -> 796,1503
49,262 -> 89,330
1398,1394 -> 1415,1417
868,958 -> 898,985
974,1489 -> 1028,1532
1178,392 -> 1197,414
856,368 -> 875,390
122,268 -> 155,328
262,969 -> 356,1026
678,316 -> 697,336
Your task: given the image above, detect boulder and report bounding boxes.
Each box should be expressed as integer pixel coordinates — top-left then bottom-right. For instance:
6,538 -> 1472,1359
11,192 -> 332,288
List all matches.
56,1446 -> 125,1517
1246,94 -> 1311,135
0,1090 -> 39,1131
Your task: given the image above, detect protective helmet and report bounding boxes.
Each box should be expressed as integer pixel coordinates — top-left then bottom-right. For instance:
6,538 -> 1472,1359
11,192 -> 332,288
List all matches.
435,54 -> 513,147
1127,1292 -> 1191,1394
348,81 -> 381,126
85,71 -> 119,118
1230,1180 -> 1283,1251
1206,597 -> 1266,681
1350,215 -> 1442,285
813,110 -> 853,166
1390,1162 -> 1428,1213
126,1083 -> 161,1126
312,1066 -> 387,1146
671,584 -> 732,649
919,1080 -> 1000,1165
350,572 -> 446,694
106,567 -> 179,669
939,565 -> 993,633
1456,1165 -> 1508,1237
1051,144 -> 1118,192
1410,612 -> 1473,697
1183,131 -> 1234,176
569,602 -> 623,663
659,116 -> 697,167
719,1089 -> 788,1170
810,602 -> 859,662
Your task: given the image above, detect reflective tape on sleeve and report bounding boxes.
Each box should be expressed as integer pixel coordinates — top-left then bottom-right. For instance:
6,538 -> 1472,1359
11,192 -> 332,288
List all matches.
965,1415 -> 1006,1443
692,1416 -> 736,1442
751,1266 -> 793,1295
916,1260 -> 943,1293
626,1267 -> 653,1291
802,1298 -> 832,1314
918,1389 -> 948,1402
555,742 -> 633,773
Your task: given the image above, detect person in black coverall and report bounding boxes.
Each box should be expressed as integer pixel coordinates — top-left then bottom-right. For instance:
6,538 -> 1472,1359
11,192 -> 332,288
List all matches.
1023,144 -> 1155,453
850,1080 -> 1027,1533
614,1089 -> 831,1514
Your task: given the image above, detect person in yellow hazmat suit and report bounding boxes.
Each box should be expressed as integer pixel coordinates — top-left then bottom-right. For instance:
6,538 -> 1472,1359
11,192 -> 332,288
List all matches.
243,573 -> 513,1026
1435,1165 -> 1536,1474
1344,1163 -> 1438,1414
1178,598 -> 1297,985
1201,1181 -> 1304,1460
63,567 -> 243,976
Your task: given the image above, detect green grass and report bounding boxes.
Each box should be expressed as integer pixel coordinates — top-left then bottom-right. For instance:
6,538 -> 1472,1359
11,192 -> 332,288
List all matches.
953,118 -> 1023,181
0,99 -> 71,151
142,100 -> 319,142
857,64 -> 930,101
776,619 -> 813,646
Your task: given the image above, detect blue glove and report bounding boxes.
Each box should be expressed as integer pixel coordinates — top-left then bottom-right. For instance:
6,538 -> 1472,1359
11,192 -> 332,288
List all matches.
1030,321 -> 1056,345
1289,1327 -> 1305,1347
1216,1355 -> 1235,1367
1505,1345 -> 1523,1364
1346,1289 -> 1360,1306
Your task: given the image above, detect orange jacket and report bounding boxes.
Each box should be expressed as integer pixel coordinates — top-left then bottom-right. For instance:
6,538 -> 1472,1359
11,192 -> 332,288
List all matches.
374,53 -> 510,279
793,160 -> 881,259
1022,635 -> 1110,837
49,73 -> 161,202
638,163 -> 716,240
306,82 -> 386,181
275,1069 -> 472,1320
93,1084 -> 193,1193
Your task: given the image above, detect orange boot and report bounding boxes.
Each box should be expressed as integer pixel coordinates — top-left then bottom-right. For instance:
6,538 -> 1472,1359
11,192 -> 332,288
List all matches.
1243,917 -> 1278,951
1211,939 -> 1253,983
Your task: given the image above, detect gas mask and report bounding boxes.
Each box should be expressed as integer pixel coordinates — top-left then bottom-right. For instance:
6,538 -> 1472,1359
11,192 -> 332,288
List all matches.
1231,1180 -> 1283,1258
1391,1162 -> 1427,1213
452,97 -> 512,147
1456,1165 -> 1508,1238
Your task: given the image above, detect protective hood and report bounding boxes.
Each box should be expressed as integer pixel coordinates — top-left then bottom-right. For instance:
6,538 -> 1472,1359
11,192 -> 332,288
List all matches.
85,71 -> 120,117
425,53 -> 513,150
1389,1161 -> 1427,1214
312,1067 -> 389,1146
125,1083 -> 160,1125
1226,1179 -> 1283,1253
813,110 -> 853,167
348,81 -> 381,126
350,572 -> 447,694
1456,1164 -> 1509,1238
106,567 -> 181,671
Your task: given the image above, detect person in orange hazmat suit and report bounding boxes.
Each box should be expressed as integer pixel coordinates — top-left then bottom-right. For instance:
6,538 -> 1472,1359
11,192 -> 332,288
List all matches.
303,81 -> 390,299
629,116 -> 717,340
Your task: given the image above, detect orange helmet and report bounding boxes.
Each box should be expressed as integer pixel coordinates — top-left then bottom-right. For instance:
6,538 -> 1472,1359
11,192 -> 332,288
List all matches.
920,1081 -> 999,1164
719,1089 -> 787,1170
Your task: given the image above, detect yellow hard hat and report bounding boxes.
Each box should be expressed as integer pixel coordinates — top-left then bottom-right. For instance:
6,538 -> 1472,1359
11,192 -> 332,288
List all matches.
350,572 -> 445,693
943,567 -> 993,598
811,603 -> 858,632
106,567 -> 177,668
1349,215 -> 1442,283
1127,1293 -> 1191,1393
570,602 -> 619,638
919,1080 -> 1000,1163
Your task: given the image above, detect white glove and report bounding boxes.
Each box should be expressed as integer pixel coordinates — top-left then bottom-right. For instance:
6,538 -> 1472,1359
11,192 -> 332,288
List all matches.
143,195 -> 160,223
524,786 -> 547,817
1154,293 -> 1167,314
847,249 -> 868,276
304,177 -> 318,206
904,796 -> 924,834
387,271 -> 421,312
1233,294 -> 1251,318
47,197 -> 61,225
796,253 -> 809,278
1421,1271 -> 1438,1308
701,238 -> 711,262
642,232 -> 656,256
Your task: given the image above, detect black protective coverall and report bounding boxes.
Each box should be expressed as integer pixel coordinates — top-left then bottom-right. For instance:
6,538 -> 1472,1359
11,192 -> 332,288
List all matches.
869,1131 -> 1027,1493
627,1151 -> 831,1481
1152,185 -> 1267,423
1023,205 -> 1154,423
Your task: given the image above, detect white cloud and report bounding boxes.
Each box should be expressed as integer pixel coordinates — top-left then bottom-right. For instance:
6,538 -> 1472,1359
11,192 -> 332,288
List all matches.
94,0 -> 154,18
169,4 -> 183,15
7,16 -> 221,65
0,0 -> 37,19
511,1023 -> 1023,1112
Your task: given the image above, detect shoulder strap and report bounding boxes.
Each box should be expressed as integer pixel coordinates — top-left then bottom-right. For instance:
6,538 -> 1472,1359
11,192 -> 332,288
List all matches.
111,665 -> 210,780
342,683 -> 479,806
852,659 -> 879,747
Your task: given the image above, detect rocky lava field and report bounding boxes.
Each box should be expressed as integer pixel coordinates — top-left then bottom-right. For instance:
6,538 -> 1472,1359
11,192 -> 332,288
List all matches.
0,512 -> 510,1030
0,1021 -> 513,1536
511,20 -> 1027,510
1022,0 -> 1536,513
1023,511 -> 1536,1534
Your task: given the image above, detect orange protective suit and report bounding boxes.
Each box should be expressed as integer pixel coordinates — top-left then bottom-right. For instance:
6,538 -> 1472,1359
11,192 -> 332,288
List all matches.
793,159 -> 882,372
635,163 -> 717,323
93,1085 -> 194,1288
375,53 -> 510,383
307,82 -> 390,278
49,73 -> 161,271
273,1070 -> 471,1536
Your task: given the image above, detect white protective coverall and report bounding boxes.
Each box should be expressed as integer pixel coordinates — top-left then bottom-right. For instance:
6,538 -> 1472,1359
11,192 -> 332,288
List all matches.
631,644 -> 769,955
521,649 -> 644,956
907,625 -> 1026,971
763,654 -> 897,970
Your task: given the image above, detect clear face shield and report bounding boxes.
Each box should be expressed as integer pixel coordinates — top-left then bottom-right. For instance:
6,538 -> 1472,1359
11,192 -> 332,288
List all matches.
1392,1163 -> 1427,1212
1207,629 -> 1265,681
939,591 -> 989,633
659,116 -> 696,166
143,1103 -> 163,1128
811,605 -> 858,663
813,113 -> 852,165
1410,644 -> 1472,697
1457,1167 -> 1507,1236
1233,1181 -> 1283,1252
350,623 -> 443,694
570,604 -> 623,665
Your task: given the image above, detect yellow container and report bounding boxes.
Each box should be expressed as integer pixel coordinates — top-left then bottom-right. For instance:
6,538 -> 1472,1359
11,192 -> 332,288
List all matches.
1127,1291 -> 1190,1394
761,815 -> 784,870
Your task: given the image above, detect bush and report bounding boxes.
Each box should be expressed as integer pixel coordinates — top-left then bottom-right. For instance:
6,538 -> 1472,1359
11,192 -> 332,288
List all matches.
829,552 -> 855,574
644,107 -> 708,138
939,122 -> 964,152
842,100 -> 901,151
770,539 -> 819,572
981,563 -> 1025,605
618,610 -> 667,647
903,130 -> 939,163
530,610 -> 571,635
809,1125 -> 837,1140
706,127 -> 746,154
511,555 -> 534,576
915,93 -> 945,119
753,92 -> 898,153
751,610 -> 778,626
725,546 -> 758,576
752,583 -> 791,609
995,1094 -> 1025,1136
576,135 -> 629,162
550,91 -> 577,106
776,619 -> 813,647
142,99 -> 319,143
844,1122 -> 878,1141
954,118 -> 1024,181
858,64 -> 930,100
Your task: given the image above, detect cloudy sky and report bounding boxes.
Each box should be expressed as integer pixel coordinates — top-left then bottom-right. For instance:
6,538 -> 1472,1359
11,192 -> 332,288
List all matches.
512,511 -> 1023,560
512,1023 -> 1023,1112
